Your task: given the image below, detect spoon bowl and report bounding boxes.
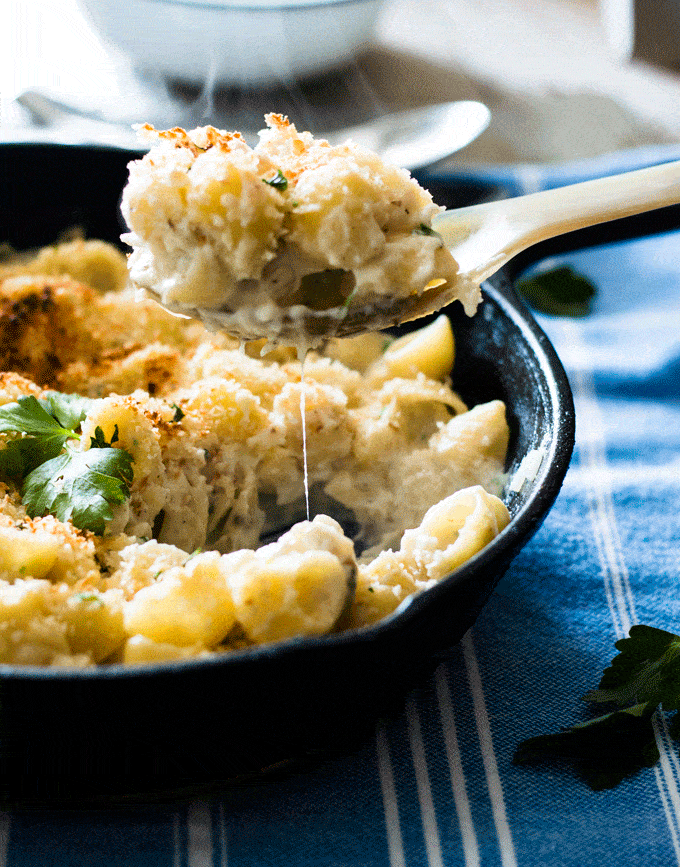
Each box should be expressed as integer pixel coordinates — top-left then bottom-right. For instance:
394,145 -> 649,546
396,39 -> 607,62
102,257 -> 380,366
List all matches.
233,157 -> 680,342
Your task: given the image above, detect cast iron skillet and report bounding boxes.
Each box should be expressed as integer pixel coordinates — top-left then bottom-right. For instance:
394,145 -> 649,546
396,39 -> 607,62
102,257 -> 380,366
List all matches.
0,143 -> 576,804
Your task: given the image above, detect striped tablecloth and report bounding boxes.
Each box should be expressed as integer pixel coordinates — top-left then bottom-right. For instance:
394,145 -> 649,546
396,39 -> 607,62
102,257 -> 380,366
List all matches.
1,155 -> 680,866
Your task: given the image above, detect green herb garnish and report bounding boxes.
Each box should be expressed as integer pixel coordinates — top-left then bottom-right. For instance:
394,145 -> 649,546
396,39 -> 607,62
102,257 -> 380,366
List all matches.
414,224 -> 443,243
341,287 -> 358,315
516,265 -> 597,317
71,592 -> 104,606
23,441 -> 133,536
206,509 -> 232,547
171,403 -> 185,423
263,169 -> 288,191
514,625 -> 680,789
40,391 -> 92,432
0,393 -> 134,534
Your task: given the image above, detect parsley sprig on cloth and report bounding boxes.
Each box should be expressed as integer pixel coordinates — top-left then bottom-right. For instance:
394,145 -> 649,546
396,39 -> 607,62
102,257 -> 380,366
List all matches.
514,625 -> 680,789
0,392 -> 133,534
516,265 -> 597,317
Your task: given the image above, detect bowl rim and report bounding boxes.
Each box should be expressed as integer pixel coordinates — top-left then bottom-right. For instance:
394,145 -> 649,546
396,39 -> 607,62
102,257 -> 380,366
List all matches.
82,0 -> 382,14
0,270 -> 575,683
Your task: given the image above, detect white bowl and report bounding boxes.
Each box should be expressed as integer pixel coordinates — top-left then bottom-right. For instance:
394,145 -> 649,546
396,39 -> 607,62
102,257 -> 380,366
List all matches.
78,0 -> 384,88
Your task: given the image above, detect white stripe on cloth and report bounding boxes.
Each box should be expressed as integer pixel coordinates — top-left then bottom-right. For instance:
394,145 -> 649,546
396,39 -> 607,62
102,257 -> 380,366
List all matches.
654,765 -> 680,863
559,319 -> 680,862
406,696 -> 445,867
566,369 -> 636,634
462,632 -> 518,867
435,664 -> 480,867
659,712 -> 680,792
654,715 -> 680,863
187,800 -> 214,867
376,721 -> 407,867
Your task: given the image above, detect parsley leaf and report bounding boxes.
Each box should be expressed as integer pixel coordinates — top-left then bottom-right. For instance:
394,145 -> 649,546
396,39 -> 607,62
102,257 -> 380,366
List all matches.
0,395 -> 77,477
516,265 -> 597,317
0,395 -> 76,447
171,403 -> 185,423
414,223 -> 444,243
89,424 -> 119,449
514,702 -> 659,791
341,287 -> 358,314
585,625 -> 680,711
0,436 -> 48,479
40,391 -> 93,432
70,592 -> 104,606
514,625 -> 680,789
0,392 -> 134,534
23,444 -> 133,535
263,169 -> 288,191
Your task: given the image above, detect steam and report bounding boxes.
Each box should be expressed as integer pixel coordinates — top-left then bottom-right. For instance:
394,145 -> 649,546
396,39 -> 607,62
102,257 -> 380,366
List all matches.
167,53 -> 387,143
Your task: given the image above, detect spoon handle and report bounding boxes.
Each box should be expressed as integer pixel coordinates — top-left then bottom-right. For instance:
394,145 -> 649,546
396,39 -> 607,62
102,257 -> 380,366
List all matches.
435,159 -> 680,283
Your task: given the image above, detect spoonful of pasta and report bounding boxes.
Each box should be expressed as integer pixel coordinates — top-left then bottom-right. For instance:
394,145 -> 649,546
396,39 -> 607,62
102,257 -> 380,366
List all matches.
121,116 -> 680,345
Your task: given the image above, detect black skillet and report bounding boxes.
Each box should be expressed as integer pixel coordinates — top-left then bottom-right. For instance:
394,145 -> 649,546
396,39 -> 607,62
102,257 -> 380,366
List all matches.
0,143 -> 583,803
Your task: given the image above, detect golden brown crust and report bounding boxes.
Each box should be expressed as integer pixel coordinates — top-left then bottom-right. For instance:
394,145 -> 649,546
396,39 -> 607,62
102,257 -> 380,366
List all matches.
0,275 -> 97,386
142,123 -> 248,157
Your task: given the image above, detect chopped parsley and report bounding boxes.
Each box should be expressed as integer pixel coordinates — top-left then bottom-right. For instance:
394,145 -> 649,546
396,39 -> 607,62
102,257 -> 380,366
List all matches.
341,287 -> 358,314
413,224 -> 443,243
171,402 -> 185,423
0,392 -> 134,535
263,169 -> 288,191
514,625 -> 680,789
71,592 -> 104,606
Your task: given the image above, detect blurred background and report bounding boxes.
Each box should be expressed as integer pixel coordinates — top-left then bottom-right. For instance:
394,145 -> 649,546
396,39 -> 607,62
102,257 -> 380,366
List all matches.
3,0 -> 680,166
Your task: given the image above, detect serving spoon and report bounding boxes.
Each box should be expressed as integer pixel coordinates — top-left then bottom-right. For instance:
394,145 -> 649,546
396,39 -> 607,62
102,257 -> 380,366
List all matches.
13,90 -> 490,173
177,158 -> 680,344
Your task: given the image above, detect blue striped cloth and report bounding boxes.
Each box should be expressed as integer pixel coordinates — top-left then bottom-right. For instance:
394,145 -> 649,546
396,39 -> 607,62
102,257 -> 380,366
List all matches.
3,154 -> 680,866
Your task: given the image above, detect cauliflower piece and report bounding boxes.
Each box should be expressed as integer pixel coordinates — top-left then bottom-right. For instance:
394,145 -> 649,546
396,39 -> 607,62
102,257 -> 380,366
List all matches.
123,550 -> 236,647
122,634 -> 205,665
0,239 -> 128,295
228,515 -> 356,644
121,124 -> 286,310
